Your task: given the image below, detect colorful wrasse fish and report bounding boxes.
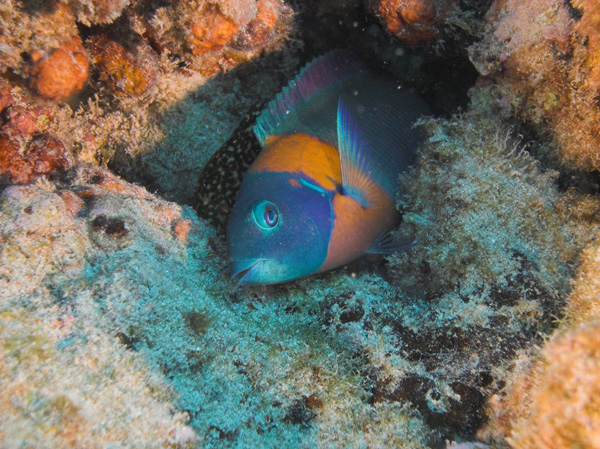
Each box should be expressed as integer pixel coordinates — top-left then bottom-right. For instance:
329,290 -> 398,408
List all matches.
227,50 -> 430,285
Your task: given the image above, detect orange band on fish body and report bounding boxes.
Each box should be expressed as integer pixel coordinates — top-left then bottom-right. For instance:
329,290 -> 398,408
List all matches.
249,134 -> 341,192
319,184 -> 397,272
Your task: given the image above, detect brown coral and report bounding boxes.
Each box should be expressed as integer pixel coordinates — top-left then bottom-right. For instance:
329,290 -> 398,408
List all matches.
231,0 -> 282,50
188,3 -> 242,55
0,134 -> 28,184
364,0 -> 458,44
0,133 -> 71,184
28,37 -> 89,101
89,34 -> 158,97
573,0 -> 600,97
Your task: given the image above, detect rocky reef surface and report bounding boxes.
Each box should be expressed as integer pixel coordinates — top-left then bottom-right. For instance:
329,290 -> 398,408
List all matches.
1,0 -> 600,448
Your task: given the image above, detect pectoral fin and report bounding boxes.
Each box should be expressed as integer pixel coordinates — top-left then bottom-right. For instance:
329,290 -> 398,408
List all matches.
336,98 -> 388,209
366,229 -> 416,254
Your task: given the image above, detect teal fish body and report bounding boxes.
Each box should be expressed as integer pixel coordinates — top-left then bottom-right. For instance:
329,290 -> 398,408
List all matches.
227,51 -> 430,285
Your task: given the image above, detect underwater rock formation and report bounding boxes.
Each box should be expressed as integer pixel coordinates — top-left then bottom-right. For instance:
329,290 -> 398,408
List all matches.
144,0 -> 294,76
1,0 -> 600,447
378,107 -> 596,442
0,169 -> 199,448
481,233 -> 600,449
469,0 -> 600,171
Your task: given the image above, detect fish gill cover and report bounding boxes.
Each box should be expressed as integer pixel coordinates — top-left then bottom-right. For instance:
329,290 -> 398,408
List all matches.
1,0 -> 600,448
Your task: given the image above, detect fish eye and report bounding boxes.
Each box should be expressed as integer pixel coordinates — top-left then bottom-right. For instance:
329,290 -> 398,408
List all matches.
252,201 -> 279,230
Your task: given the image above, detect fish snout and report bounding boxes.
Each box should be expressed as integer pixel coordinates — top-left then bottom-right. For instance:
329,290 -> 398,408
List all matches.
231,258 -> 266,285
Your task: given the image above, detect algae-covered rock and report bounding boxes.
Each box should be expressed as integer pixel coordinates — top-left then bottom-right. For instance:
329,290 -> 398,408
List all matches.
0,172 -> 200,448
481,232 -> 600,449
469,0 -> 600,171
0,167 -> 436,447
347,109 -> 597,442
390,111 -> 591,316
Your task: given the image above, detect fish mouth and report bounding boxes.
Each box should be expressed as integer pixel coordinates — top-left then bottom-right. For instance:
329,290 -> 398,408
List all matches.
231,259 -> 266,285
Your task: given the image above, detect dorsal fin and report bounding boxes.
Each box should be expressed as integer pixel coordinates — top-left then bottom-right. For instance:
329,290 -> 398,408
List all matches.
336,97 -> 388,209
254,50 -> 364,145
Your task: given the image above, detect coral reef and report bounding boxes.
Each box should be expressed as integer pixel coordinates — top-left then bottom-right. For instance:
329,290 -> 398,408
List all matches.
0,133 -> 72,184
390,111 -> 588,303
458,2 -> 600,438
5,102 -> 595,447
0,0 -> 296,200
144,0 -> 294,75
481,231 -> 600,448
374,107 -> 597,441
1,0 -> 600,447
364,0 -> 459,44
28,37 -> 89,101
0,2 -> 81,77
469,0 -> 600,170
89,33 -> 158,98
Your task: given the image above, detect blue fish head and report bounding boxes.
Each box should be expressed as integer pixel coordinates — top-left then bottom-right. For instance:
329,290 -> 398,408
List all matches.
227,171 -> 332,285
